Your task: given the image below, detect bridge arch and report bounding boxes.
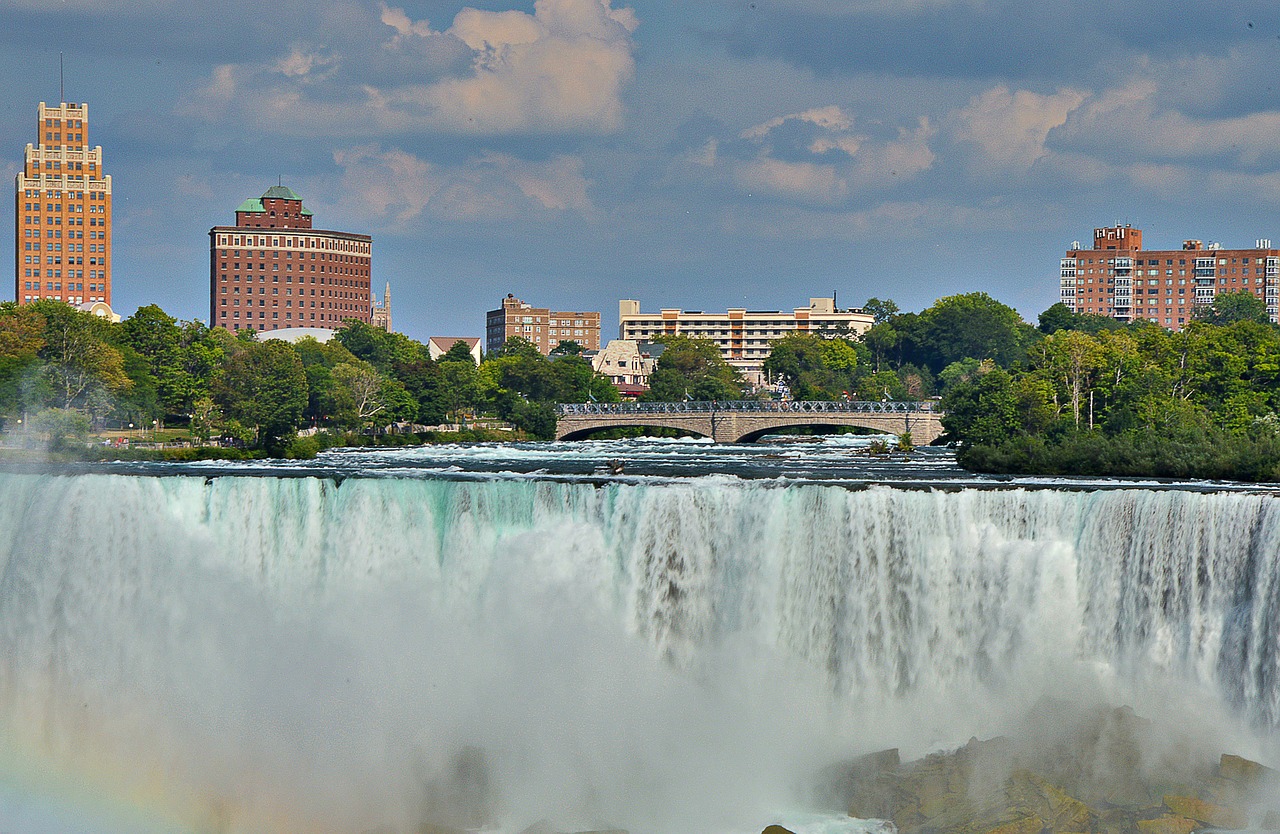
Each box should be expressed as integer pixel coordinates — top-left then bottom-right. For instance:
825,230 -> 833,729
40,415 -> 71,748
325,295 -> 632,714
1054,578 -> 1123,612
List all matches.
734,421 -> 899,443
557,422 -> 711,442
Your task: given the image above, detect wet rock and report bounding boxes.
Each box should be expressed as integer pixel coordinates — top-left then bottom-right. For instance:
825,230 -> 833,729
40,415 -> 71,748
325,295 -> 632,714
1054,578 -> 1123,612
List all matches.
1220,754 -> 1279,790
1163,794 -> 1247,829
761,827 -> 798,834
1135,816 -> 1197,834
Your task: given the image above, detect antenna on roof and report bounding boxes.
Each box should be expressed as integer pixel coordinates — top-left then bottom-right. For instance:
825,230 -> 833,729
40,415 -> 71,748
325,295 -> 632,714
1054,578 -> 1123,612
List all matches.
59,52 -> 64,103
279,175 -> 282,187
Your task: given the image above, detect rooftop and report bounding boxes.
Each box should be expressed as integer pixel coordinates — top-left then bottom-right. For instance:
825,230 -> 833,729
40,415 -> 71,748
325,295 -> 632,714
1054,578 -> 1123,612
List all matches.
235,185 -> 314,216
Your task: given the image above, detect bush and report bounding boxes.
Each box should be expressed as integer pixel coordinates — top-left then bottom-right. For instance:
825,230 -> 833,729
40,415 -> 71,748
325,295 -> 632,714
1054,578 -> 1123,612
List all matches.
30,408 -> 90,451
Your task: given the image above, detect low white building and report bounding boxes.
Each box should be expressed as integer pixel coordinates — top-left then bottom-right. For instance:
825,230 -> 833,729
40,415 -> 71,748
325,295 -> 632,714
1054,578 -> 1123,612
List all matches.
617,297 -> 873,384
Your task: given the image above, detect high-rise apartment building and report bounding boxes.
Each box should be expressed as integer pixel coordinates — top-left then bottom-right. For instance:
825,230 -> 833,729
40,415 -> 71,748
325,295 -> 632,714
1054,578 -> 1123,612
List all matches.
15,101 -> 112,306
209,186 -> 373,333
618,297 -> 874,384
1060,225 -> 1280,329
485,294 -> 601,355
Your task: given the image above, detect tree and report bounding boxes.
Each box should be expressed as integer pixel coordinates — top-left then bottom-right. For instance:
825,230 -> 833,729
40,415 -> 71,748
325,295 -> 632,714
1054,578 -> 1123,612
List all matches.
910,293 -> 1035,373
213,339 -> 308,450
641,335 -> 746,401
28,301 -> 131,411
334,320 -> 423,370
763,333 -> 860,399
1194,291 -> 1271,326
862,297 -> 900,324
0,303 -> 47,423
549,340 -> 584,356
1038,302 -> 1125,335
332,361 -> 389,430
441,339 -> 479,363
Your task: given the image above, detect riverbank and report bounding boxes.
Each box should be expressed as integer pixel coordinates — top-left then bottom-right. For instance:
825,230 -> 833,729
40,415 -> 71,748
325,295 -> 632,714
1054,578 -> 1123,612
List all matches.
957,426 -> 1280,483
0,426 -> 532,463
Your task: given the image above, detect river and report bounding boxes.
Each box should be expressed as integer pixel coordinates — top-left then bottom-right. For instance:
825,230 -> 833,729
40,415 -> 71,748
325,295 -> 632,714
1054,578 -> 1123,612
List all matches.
1,436 -> 1278,833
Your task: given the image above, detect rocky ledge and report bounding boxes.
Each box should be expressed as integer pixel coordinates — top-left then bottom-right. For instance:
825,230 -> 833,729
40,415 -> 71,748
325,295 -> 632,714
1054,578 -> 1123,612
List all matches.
796,705 -> 1279,834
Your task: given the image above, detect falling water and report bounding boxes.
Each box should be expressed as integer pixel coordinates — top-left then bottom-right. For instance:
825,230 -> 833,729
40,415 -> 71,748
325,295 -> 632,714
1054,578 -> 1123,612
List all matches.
0,470 -> 1278,833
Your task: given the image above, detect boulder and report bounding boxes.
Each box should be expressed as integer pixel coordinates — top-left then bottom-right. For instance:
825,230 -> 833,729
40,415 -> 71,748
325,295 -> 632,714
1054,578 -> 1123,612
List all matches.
1163,794 -> 1247,829
1135,816 -> 1197,834
1219,754 -> 1279,790
761,827 -> 798,834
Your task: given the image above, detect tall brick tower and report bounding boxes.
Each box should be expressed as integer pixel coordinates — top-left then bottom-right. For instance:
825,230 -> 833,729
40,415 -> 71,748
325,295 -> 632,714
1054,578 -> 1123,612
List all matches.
15,101 -> 113,306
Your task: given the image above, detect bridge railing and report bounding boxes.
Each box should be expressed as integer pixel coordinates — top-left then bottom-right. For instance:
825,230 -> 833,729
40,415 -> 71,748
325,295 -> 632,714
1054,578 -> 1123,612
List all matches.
555,400 -> 939,416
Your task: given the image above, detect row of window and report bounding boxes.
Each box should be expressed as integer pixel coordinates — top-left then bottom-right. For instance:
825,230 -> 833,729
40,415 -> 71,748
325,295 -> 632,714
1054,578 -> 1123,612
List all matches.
219,285 -> 358,298
214,235 -> 370,254
219,298 -> 358,309
21,188 -> 107,199
1069,256 -> 1273,266
22,270 -> 106,280
31,159 -> 97,171
21,281 -> 105,292
220,311 -> 363,322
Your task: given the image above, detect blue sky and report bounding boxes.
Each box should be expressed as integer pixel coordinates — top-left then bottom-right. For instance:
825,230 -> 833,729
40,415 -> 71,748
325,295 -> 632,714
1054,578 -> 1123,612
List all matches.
4,0 -> 1280,341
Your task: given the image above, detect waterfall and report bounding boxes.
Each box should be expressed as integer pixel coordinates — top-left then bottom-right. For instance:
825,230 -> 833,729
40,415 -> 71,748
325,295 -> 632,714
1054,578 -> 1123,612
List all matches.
0,472 -> 1278,833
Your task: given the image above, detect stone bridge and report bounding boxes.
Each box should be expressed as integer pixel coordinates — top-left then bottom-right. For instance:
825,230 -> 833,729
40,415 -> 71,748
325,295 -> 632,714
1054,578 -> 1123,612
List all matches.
554,400 -> 945,444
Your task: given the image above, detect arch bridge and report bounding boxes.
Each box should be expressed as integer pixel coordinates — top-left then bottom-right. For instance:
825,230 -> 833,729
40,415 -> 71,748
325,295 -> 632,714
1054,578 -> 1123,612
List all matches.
554,400 -> 945,444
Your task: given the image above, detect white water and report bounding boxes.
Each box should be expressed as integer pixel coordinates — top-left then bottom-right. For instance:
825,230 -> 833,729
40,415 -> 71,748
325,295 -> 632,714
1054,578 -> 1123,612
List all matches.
1,471 -> 1278,833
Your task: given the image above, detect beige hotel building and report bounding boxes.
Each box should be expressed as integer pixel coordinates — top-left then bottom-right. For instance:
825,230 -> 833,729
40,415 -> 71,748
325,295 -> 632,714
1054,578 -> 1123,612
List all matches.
618,297 -> 874,383
15,101 -> 112,307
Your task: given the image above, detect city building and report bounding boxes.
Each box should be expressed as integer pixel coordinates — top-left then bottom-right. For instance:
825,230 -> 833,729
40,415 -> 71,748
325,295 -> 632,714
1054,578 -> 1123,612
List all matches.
428,336 -> 482,364
485,294 -> 601,355
209,185 -> 373,333
371,282 -> 392,332
617,297 -> 874,384
588,339 -> 665,397
15,101 -> 113,307
1060,225 -> 1280,329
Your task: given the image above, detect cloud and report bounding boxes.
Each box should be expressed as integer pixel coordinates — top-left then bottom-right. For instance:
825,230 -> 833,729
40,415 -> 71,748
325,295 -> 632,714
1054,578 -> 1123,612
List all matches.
953,86 -> 1087,169
332,145 -> 595,225
735,158 -> 849,205
1056,79 -> 1280,166
721,106 -> 935,205
273,47 -> 340,81
741,105 -> 853,140
187,0 -> 640,137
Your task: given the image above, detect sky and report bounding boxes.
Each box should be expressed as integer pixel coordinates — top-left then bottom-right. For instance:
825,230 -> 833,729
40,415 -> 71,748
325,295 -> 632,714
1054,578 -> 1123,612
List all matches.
4,0 -> 1280,342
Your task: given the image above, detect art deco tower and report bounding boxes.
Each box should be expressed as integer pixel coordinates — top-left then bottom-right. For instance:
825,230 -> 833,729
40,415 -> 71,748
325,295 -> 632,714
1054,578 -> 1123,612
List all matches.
14,101 -> 113,306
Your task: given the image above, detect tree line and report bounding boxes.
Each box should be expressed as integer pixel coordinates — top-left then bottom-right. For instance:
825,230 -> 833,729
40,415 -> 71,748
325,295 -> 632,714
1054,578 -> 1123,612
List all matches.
3,291 -> 1277,478
0,301 -> 618,456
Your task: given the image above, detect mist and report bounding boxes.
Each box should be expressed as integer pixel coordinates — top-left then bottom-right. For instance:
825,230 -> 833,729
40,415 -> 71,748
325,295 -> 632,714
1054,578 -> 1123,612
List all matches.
0,472 -> 1277,833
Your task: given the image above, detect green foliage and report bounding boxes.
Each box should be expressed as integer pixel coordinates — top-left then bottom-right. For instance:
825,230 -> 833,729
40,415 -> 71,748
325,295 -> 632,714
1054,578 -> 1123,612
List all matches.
642,335 -> 746,401
763,333 -> 860,399
549,340 -> 584,356
1194,291 -> 1271,326
213,339 -> 308,450
1037,303 -> 1124,335
943,313 -> 1280,480
334,320 -> 424,370
29,407 -> 90,450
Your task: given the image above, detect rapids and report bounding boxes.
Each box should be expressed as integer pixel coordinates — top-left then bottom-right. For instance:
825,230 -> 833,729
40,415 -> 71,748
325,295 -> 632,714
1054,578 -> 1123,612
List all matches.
0,445 -> 1278,833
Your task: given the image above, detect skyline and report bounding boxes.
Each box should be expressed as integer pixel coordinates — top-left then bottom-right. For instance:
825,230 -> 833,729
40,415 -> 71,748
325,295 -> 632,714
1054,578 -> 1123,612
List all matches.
5,1 -> 1280,341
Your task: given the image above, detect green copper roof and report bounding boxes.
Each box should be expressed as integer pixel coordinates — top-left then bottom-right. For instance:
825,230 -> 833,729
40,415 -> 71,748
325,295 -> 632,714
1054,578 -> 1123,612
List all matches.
262,185 -> 303,201
234,185 -> 313,216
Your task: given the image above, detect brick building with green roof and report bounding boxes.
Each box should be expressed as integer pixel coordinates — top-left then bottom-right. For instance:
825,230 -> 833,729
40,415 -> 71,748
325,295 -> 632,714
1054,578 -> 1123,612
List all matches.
210,185 -> 381,334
